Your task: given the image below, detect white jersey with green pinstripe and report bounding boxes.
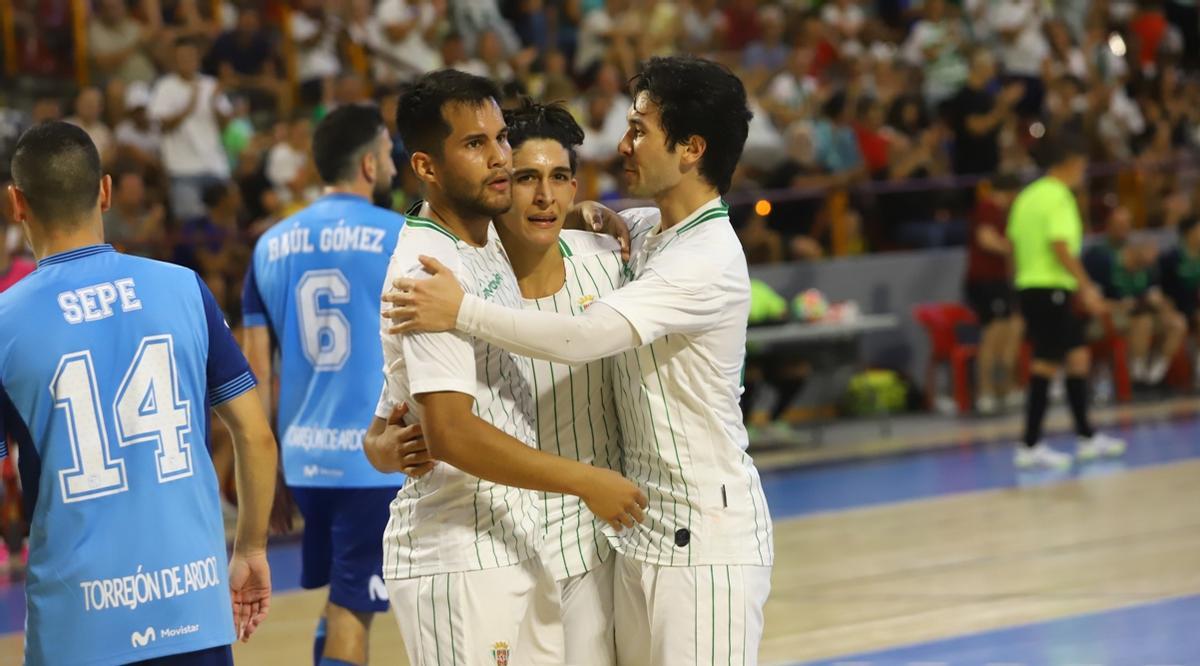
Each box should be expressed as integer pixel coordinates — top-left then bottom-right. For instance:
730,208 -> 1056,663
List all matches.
600,198 -> 774,568
526,230 -> 625,582
376,210 -> 542,579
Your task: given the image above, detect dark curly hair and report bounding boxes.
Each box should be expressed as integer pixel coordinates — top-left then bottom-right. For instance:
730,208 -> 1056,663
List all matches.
503,99 -> 586,174
630,56 -> 753,194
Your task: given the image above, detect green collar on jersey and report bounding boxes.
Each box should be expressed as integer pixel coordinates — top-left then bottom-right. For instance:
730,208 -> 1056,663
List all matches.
676,200 -> 730,235
405,215 -> 460,243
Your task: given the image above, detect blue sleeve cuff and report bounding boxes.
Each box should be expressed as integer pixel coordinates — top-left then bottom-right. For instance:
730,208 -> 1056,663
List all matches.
242,313 -> 268,328
209,370 -> 258,406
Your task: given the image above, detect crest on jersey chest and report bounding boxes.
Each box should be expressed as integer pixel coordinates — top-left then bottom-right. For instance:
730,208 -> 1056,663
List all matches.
577,294 -> 596,310
491,641 -> 510,665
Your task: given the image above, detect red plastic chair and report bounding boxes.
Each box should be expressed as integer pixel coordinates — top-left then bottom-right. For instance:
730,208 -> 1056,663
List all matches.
913,302 -> 981,413
912,302 -> 1054,414
1089,313 -> 1134,403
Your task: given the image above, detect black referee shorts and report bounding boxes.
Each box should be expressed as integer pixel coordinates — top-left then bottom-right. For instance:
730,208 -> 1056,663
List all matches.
965,280 -> 1016,326
1018,288 -> 1086,362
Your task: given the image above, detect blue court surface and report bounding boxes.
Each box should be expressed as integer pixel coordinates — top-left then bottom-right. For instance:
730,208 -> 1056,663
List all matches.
2,414 -> 1199,662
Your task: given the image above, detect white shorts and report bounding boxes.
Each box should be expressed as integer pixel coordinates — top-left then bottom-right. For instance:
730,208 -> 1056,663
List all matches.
554,557 -> 616,666
614,554 -> 772,666
387,557 -> 562,666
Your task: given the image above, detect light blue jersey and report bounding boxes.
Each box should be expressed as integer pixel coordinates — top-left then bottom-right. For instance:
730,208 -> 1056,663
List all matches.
242,193 -> 405,488
0,244 -> 257,665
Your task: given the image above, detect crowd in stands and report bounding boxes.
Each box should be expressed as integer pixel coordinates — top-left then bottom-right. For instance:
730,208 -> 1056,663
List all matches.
1,0 -> 1199,318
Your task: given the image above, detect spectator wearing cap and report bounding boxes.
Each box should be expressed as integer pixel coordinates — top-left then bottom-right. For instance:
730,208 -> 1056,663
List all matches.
115,81 -> 162,166
149,37 -> 234,220
89,0 -> 158,85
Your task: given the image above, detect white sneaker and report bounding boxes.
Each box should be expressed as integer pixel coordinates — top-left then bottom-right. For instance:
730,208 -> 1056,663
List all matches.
1005,389 -> 1026,410
1015,443 -> 1074,470
976,394 -> 999,415
1131,357 -> 1149,383
1147,357 -> 1169,385
1078,432 -> 1127,460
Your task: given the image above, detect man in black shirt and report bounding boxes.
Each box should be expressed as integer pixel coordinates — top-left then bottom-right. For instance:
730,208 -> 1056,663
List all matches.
946,49 -> 1025,176
205,8 -> 286,115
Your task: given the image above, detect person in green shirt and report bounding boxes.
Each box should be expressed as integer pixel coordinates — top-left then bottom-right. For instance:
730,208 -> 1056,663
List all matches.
1159,215 -> 1200,386
1007,133 -> 1127,469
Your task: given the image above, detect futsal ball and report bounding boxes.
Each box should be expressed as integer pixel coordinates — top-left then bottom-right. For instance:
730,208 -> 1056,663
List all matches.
792,288 -> 829,322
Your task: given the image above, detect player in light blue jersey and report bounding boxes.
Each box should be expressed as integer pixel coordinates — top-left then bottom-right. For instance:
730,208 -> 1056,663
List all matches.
241,104 -> 414,666
1,123 -> 278,665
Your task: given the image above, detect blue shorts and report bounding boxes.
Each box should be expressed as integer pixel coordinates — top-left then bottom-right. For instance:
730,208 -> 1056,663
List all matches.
292,486 -> 400,613
130,645 -> 232,665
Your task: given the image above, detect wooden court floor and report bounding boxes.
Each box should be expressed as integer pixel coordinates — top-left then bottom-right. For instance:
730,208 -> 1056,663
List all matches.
3,452 -> 1188,664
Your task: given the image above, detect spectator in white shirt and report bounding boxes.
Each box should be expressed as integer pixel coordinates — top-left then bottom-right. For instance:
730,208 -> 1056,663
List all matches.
988,0 -> 1049,114
290,0 -> 342,107
149,37 -> 233,220
371,0 -> 445,84
114,81 -> 162,166
266,117 -> 313,206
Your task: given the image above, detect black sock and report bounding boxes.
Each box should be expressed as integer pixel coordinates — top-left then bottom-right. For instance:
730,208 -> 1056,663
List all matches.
1024,375 -> 1050,447
1066,376 -> 1095,438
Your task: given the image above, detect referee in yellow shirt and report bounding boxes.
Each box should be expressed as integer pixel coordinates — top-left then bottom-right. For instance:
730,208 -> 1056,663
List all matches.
1007,133 -> 1127,469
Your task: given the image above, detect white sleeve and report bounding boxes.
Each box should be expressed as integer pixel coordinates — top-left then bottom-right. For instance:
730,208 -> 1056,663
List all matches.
147,80 -> 178,121
559,229 -> 620,257
620,207 -> 660,254
374,382 -> 395,419
382,243 -> 477,404
457,297 -> 640,365
598,244 -> 726,342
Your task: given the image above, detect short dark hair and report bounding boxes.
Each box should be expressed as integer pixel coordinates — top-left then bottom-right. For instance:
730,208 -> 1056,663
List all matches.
312,103 -> 386,184
1035,130 -> 1089,168
504,99 -> 586,173
10,121 -> 102,225
395,70 -> 502,158
630,56 -> 752,194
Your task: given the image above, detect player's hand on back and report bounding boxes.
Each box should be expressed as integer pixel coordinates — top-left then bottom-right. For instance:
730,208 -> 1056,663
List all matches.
579,468 -> 649,531
384,256 -> 465,334
228,549 -> 271,643
565,201 -> 631,261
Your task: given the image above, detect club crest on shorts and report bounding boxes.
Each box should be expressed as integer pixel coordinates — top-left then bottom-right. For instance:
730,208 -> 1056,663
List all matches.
491,641 -> 510,665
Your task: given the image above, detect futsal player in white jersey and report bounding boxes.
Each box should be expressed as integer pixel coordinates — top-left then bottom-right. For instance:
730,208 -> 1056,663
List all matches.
363,70 -> 646,666
375,99 -> 628,664
386,56 -> 774,665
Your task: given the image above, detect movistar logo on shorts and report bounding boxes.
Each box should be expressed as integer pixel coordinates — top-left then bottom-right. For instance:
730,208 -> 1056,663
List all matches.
131,623 -> 200,648
481,273 -> 504,300
131,627 -> 156,648
369,575 -> 389,602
